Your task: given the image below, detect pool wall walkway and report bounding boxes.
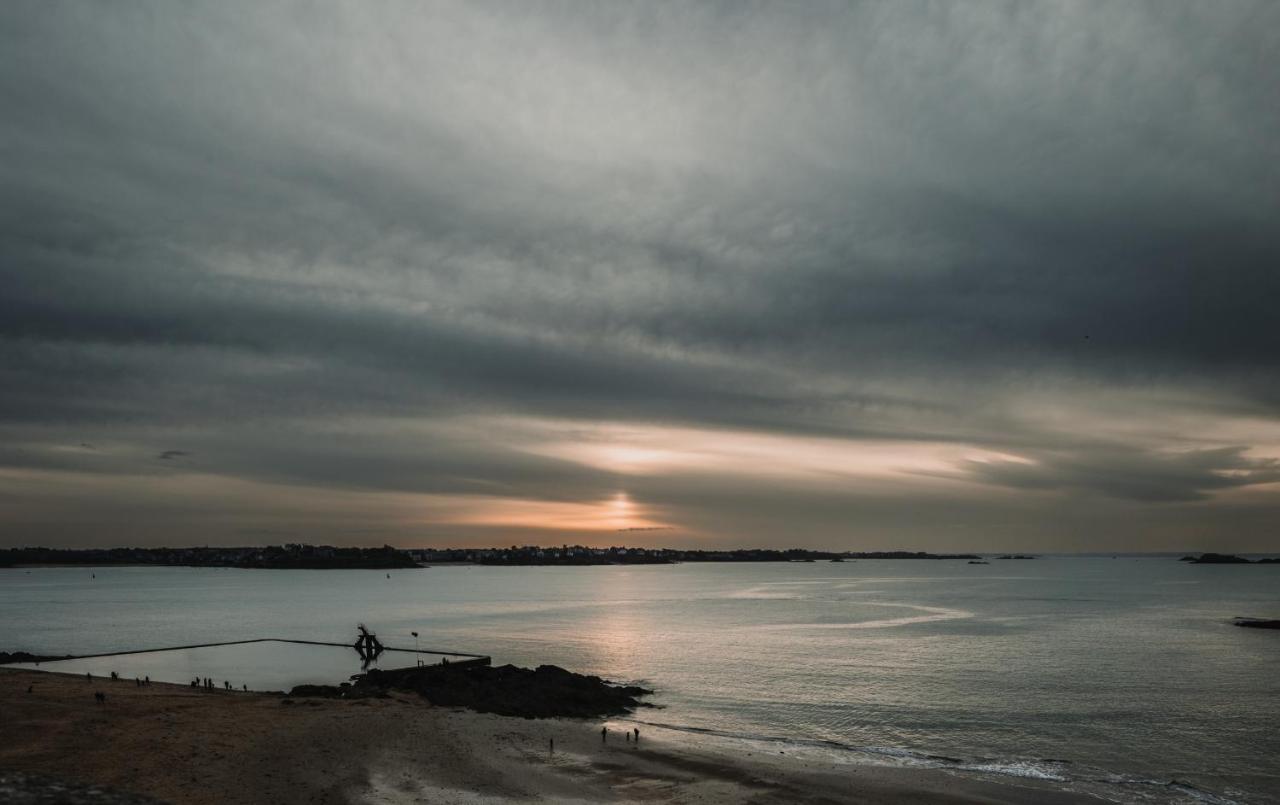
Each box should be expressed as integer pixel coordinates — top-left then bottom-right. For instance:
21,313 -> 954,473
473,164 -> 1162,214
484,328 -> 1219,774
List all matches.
5,637 -> 489,663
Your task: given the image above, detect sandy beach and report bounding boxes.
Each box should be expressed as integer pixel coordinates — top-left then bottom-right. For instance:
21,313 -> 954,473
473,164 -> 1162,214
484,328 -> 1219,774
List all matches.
1,668 -> 1101,804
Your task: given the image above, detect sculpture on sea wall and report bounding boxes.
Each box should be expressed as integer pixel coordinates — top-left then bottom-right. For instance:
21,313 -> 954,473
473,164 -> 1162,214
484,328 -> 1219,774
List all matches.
353,624 -> 384,668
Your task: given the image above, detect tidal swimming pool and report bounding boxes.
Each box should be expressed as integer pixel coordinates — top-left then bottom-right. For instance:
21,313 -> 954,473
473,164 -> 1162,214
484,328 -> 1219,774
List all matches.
1,638 -> 470,691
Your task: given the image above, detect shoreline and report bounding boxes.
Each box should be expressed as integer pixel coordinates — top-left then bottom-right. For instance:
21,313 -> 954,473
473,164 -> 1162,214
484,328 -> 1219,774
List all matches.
1,668 -> 1101,804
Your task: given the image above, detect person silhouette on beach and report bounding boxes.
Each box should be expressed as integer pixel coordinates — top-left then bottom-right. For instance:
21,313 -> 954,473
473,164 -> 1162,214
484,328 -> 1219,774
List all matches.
601,727 -> 607,743
634,727 -> 639,743
549,738 -> 554,755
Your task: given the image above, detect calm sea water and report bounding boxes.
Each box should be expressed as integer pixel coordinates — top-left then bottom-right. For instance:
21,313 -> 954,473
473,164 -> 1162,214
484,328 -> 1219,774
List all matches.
2,558 -> 1277,803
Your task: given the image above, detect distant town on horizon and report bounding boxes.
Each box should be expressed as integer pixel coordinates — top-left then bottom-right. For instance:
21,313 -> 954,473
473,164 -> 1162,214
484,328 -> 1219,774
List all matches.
6,543 -> 1277,571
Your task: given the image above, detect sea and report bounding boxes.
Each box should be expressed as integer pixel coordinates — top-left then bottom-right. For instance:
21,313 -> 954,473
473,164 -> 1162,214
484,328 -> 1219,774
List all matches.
2,557 -> 1277,803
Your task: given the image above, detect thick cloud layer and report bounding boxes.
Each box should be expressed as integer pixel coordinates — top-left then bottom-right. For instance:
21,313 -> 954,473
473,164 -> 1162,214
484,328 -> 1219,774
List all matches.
2,1 -> 1279,550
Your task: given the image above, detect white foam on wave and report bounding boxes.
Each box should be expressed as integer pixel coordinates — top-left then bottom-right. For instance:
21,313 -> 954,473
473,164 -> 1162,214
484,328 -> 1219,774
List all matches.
959,760 -> 1069,781
754,602 -> 974,630
630,719 -> 1241,805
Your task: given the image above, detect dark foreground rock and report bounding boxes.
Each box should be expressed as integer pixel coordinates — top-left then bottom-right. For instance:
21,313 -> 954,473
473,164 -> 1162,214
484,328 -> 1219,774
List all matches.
0,652 -> 73,664
0,771 -> 166,805
347,662 -> 652,718
286,682 -> 387,699
1234,618 -> 1280,630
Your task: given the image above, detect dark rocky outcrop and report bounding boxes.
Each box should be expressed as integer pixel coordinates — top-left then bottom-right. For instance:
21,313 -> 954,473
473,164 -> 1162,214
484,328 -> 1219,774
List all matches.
286,682 -> 386,699
1234,618 -> 1280,630
355,662 -> 652,719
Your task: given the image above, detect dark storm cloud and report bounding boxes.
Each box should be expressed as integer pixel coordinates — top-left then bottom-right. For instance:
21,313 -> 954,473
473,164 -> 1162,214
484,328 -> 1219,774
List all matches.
2,1 -> 1279,548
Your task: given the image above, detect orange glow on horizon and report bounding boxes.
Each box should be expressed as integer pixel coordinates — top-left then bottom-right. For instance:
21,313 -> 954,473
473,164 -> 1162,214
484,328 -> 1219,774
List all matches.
425,490 -> 665,533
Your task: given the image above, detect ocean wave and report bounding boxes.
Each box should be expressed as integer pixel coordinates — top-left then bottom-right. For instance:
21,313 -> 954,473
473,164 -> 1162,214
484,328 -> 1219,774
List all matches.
628,719 -> 1238,804
958,760 -> 1069,781
1110,779 -> 1240,805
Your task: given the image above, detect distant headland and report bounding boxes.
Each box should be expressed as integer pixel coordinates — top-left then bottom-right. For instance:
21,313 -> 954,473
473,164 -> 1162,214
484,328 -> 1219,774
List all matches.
0,544 -> 417,570
1,544 -> 981,569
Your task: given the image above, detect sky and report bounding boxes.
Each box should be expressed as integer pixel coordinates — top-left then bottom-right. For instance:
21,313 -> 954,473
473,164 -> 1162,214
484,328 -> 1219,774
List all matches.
2,1 -> 1279,552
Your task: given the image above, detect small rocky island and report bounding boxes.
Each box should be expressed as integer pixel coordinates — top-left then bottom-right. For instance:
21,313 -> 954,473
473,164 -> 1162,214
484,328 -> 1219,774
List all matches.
1180,553 -> 1280,565
290,661 -> 653,719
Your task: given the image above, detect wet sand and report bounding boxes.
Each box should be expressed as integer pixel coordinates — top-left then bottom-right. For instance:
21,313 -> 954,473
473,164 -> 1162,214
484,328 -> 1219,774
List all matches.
1,669 -> 1100,804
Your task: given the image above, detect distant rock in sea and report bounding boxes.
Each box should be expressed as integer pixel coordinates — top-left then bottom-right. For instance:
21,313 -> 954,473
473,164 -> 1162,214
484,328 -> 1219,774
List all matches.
1233,618 -> 1280,630
1186,553 -> 1266,564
